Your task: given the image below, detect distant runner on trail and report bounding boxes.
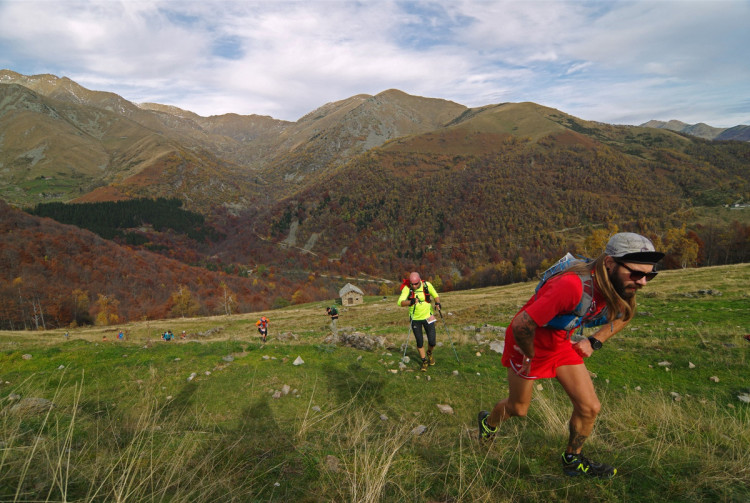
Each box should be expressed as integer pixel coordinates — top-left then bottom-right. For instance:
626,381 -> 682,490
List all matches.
477,233 -> 664,479
256,316 -> 269,342
326,306 -> 339,336
398,272 -> 441,372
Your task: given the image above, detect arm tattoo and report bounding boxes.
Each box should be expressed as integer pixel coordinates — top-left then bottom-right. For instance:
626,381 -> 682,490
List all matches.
513,311 -> 537,357
568,423 -> 588,451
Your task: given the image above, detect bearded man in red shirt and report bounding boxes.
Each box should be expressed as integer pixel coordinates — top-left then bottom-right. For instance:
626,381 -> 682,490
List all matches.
478,232 -> 664,478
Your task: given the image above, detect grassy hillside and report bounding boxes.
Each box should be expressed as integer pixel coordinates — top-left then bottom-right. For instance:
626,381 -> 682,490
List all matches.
1,264 -> 748,502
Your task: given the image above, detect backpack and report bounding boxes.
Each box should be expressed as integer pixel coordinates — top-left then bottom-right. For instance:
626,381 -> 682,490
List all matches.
329,306 -> 338,316
535,253 -> 608,332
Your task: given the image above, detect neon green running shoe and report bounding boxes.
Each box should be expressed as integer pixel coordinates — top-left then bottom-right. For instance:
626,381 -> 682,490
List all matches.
561,452 -> 617,478
477,411 -> 497,440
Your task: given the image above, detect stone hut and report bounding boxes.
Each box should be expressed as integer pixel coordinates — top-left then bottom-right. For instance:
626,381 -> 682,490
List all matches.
339,283 -> 364,306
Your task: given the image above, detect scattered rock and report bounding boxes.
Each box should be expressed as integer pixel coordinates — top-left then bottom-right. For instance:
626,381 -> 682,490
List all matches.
411,425 -> 427,436
489,341 -> 505,353
197,327 -> 224,337
480,324 -> 506,335
312,406 -> 321,412
262,355 -> 270,360
657,361 -> 671,367
324,331 -> 385,351
536,384 -> 544,391
277,332 -> 299,342
670,392 -> 682,402
380,414 -> 388,421
22,354 -> 32,360
166,395 -> 173,400
475,352 -> 482,357
402,356 -> 410,364
436,404 -> 454,414
57,365 -> 65,370
697,289 -> 722,296
272,390 -> 282,399
204,371 -> 211,376
426,376 -> 431,381
635,386 -> 642,391
7,393 -> 21,401
688,362 -> 696,369
738,394 -> 750,404
293,356 -> 305,366
187,373 -> 197,381
281,384 -> 291,395
398,362 -> 407,371
174,357 -> 181,361
325,455 -> 341,473
710,376 -> 720,383
222,355 -> 235,362
388,369 -> 398,374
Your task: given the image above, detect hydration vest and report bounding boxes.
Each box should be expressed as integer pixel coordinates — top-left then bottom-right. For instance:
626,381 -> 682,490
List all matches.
535,253 -> 608,332
408,281 -> 432,304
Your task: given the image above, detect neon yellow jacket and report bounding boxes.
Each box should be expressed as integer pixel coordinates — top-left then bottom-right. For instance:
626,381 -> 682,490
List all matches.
397,281 -> 439,320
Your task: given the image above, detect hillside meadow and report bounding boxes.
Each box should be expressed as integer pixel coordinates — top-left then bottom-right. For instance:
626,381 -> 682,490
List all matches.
1,264 -> 748,502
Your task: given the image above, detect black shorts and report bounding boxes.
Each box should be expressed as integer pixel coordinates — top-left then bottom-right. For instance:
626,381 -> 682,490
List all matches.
411,319 -> 437,348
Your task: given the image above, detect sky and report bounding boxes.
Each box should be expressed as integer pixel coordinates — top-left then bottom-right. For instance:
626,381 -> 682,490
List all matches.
0,0 -> 748,127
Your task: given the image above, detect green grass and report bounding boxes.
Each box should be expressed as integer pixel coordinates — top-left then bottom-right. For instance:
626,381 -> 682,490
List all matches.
1,264 -> 749,502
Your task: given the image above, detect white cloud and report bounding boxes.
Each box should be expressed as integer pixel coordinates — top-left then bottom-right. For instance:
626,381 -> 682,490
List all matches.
0,0 -> 747,126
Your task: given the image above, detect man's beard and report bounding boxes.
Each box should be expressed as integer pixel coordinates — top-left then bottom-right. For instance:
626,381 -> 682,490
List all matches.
609,267 -> 634,300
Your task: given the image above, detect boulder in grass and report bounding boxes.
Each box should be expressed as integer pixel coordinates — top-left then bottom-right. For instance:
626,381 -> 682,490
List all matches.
9,397 -> 54,416
436,404 -> 454,414
411,425 -> 427,436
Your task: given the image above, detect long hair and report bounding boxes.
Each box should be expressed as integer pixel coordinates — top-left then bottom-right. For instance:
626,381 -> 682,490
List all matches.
566,254 -> 636,323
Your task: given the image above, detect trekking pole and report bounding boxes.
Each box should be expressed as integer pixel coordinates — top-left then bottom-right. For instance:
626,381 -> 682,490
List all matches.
438,310 -> 461,364
401,315 -> 412,362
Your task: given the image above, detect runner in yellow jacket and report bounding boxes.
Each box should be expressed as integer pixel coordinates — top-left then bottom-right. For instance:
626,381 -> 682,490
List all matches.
398,272 -> 441,372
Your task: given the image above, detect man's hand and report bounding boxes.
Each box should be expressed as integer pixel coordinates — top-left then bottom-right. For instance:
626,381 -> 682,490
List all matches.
573,338 -> 595,358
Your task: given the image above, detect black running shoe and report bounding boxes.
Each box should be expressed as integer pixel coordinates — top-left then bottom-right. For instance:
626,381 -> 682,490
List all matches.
561,452 -> 617,478
477,410 -> 497,440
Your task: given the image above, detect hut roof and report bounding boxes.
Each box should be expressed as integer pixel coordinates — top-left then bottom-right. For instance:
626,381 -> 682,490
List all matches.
339,283 -> 364,297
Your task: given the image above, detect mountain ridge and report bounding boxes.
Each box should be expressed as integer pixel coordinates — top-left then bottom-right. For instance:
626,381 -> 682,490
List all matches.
2,70 -> 749,328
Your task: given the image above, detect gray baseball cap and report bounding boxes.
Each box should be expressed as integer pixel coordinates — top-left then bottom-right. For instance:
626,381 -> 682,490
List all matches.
605,232 -> 664,264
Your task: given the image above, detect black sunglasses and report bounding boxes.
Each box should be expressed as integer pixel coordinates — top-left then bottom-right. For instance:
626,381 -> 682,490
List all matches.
615,261 -> 658,282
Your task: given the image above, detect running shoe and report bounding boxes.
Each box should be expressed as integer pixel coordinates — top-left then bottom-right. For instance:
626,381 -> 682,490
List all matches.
427,352 -> 435,366
420,359 -> 428,372
561,452 -> 617,478
477,410 -> 497,440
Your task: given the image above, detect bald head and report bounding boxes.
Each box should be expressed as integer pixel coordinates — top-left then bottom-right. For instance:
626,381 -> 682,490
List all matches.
409,272 -> 421,284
